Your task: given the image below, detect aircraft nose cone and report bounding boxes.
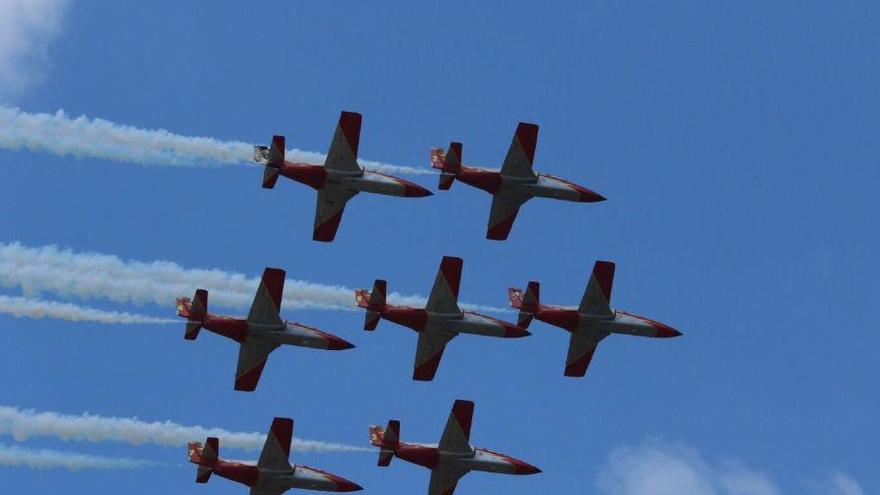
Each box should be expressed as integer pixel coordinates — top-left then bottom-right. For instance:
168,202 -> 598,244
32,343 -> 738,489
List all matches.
403,182 -> 433,197
657,326 -> 682,338
578,187 -> 606,202
512,459 -> 542,475
333,477 -> 363,492
501,322 -> 531,338
327,336 -> 356,350
650,321 -> 682,338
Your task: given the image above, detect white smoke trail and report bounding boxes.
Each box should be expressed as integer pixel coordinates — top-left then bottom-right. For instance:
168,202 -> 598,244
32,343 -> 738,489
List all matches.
0,105 -> 431,175
0,242 -> 509,313
0,295 -> 174,324
0,443 -> 155,470
0,406 -> 367,453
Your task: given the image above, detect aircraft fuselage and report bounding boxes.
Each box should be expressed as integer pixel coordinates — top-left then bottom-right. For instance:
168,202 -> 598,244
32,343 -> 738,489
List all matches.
534,306 -> 681,338
200,460 -> 360,492
200,314 -> 352,349
378,305 -> 528,338
277,161 -> 430,197
454,165 -> 603,202
392,442 -> 540,475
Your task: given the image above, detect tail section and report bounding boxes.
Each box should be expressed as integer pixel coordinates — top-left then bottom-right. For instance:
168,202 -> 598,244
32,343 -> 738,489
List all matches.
430,142 -> 462,190
508,281 -> 540,328
262,135 -> 285,189
177,289 -> 208,340
355,280 -> 387,331
188,437 -> 218,483
578,261 -> 615,317
369,420 -> 399,467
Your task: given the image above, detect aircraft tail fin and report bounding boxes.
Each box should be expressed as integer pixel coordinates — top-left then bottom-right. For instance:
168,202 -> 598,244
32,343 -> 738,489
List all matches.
177,289 -> 207,340
369,420 -> 399,467
508,281 -> 539,328
261,135 -> 285,189
431,142 -> 462,190
188,437 -> 218,483
355,279 -> 386,331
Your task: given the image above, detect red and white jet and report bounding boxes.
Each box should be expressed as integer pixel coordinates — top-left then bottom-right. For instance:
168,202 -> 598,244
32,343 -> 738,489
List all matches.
508,260 -> 682,377
369,399 -> 540,495
188,417 -> 362,494
355,256 -> 530,381
255,111 -> 432,242
177,267 -> 354,391
431,122 -> 606,240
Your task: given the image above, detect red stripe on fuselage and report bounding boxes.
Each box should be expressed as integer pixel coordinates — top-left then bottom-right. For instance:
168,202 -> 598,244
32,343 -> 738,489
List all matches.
535,307 -> 580,332
394,443 -> 440,469
279,162 -> 328,189
203,315 -> 250,342
380,306 -> 428,332
213,460 -> 260,487
456,167 -> 502,194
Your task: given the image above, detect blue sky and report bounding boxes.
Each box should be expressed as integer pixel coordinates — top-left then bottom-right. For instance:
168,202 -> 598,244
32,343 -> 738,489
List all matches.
0,1 -> 877,494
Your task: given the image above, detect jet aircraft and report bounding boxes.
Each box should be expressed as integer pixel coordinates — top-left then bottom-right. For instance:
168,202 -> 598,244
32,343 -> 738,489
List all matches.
355,256 -> 530,381
508,260 -> 681,377
431,122 -> 605,240
188,417 -> 362,494
369,399 -> 540,495
255,111 -> 432,242
177,267 -> 354,391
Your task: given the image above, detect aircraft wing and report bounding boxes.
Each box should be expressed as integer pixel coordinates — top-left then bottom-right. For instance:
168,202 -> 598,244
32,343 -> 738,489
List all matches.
313,188 -> 358,242
438,400 -> 474,454
248,268 -> 286,326
425,256 -> 463,315
413,330 -> 456,381
257,417 -> 294,471
577,261 -> 615,317
235,341 -> 280,391
324,111 -> 362,172
427,466 -> 469,495
500,122 -> 538,179
486,191 -> 530,240
564,330 -> 609,377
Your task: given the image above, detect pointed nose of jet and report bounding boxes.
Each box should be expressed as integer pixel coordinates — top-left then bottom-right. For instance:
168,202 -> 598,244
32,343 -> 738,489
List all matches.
577,186 -> 606,203
648,320 -> 682,338
511,458 -> 542,475
498,320 -> 531,338
326,336 -> 356,350
331,476 -> 363,492
402,181 -> 433,197
656,326 -> 682,338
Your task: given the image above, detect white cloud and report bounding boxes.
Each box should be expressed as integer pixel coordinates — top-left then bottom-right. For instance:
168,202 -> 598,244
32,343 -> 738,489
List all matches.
806,470 -> 865,495
0,0 -> 68,99
597,439 -> 814,495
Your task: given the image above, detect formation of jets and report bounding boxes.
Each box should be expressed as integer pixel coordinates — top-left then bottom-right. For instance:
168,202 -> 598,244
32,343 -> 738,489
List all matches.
170,111 -> 682,495
254,112 -> 604,242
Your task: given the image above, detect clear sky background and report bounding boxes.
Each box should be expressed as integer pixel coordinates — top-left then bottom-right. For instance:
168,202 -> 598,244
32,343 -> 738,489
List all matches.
0,1 -> 877,494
